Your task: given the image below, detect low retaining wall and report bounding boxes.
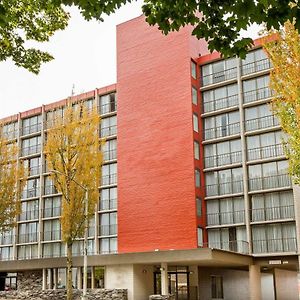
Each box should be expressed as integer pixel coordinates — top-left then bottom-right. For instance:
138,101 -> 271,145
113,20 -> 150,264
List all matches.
0,289 -> 128,300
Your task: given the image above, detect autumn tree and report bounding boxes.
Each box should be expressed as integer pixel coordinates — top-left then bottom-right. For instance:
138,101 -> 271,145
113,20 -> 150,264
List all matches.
0,126 -> 25,233
44,103 -> 102,300
264,21 -> 300,183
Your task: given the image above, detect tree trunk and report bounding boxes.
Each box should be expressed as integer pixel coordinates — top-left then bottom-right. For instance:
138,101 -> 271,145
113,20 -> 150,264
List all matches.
67,242 -> 73,300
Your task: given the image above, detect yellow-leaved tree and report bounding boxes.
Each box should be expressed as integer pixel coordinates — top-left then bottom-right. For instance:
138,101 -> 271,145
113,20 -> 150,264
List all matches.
264,21 -> 300,184
44,102 -> 102,300
0,126 -> 25,233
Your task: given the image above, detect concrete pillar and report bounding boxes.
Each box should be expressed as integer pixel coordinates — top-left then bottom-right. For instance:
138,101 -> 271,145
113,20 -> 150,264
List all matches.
47,268 -> 53,289
161,262 -> 168,295
249,265 -> 261,300
42,269 -> 47,290
189,265 -> 199,299
91,266 -> 95,289
53,268 -> 58,290
77,267 -> 82,289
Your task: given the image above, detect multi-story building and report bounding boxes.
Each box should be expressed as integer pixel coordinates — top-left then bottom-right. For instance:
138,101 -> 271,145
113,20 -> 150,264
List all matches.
0,15 -> 299,300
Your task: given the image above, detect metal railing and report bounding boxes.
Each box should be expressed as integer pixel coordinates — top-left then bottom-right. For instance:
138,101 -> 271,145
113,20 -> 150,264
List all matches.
251,205 -> 295,222
248,173 -> 292,191
243,86 -> 273,104
245,114 -> 279,132
18,233 -> 38,244
43,230 -> 61,241
204,240 -> 249,254
100,125 -> 117,137
206,179 -> 244,197
21,123 -> 42,136
202,67 -> 237,86
247,144 -> 284,161
207,210 -> 245,226
19,210 -> 39,221
204,121 -> 240,140
242,58 -> 272,75
204,150 -> 242,168
99,102 -> 117,115
21,144 -> 41,157
43,206 -> 61,218
203,94 -> 238,113
99,224 -> 117,236
99,199 -> 117,211
252,237 -> 297,254
103,149 -> 117,161
101,174 -> 117,186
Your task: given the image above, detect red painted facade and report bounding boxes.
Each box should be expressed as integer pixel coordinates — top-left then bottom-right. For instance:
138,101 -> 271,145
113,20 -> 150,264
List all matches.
117,16 -> 209,253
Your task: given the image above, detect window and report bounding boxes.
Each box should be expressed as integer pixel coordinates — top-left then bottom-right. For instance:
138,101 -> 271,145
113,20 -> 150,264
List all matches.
43,242 -> 65,258
196,198 -> 202,217
100,237 -> 117,254
193,114 -> 199,132
194,141 -> 200,160
242,48 -> 271,75
101,163 -> 117,186
102,139 -> 117,161
24,157 -> 40,176
99,212 -> 117,236
22,178 -> 40,199
44,196 -> 61,218
195,169 -> 201,187
191,61 -> 197,79
99,93 -> 117,115
2,122 -> 18,140
18,244 -> 38,260
43,219 -> 61,241
192,86 -> 198,105
46,107 -> 64,128
22,115 -> 42,135
18,222 -> 39,243
100,187 -> 117,211
19,200 -> 39,221
243,75 -> 270,103
211,276 -> 224,299
21,136 -> 41,156
197,227 -> 203,247
100,116 -> 117,137
44,176 -> 58,195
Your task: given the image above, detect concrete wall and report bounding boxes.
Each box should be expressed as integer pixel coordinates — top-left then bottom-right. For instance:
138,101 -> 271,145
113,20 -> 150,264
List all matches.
133,265 -> 154,300
274,269 -> 298,300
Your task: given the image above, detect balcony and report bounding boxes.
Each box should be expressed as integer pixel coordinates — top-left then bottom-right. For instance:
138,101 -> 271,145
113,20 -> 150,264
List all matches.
100,199 -> 117,211
18,233 -> 38,244
205,240 -> 249,254
203,94 -> 239,113
207,210 -> 245,226
202,67 -> 237,86
243,86 -> 273,104
251,205 -> 295,222
245,115 -> 279,132
99,102 -> 117,115
252,237 -> 297,254
100,125 -> 117,138
247,144 -> 284,161
99,224 -> 117,236
101,174 -> 117,186
21,188 -> 39,199
21,123 -> 42,136
103,149 -> 117,161
204,122 -> 240,141
206,179 -> 243,197
248,174 -> 292,191
204,150 -> 242,169
242,58 -> 272,76
19,210 -> 39,221
21,144 -> 41,157
43,230 -> 61,241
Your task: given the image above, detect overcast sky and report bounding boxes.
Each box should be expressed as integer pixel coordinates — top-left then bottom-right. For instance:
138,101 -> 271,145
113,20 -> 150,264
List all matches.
0,2 -> 260,119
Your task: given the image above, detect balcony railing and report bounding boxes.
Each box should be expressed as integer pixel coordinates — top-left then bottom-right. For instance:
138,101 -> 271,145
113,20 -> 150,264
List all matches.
243,86 -> 273,104
252,237 -> 297,254
204,122 -> 240,141
100,125 -> 117,137
43,206 -> 61,218
43,230 -> 61,241
103,149 -> 117,161
100,199 -> 117,211
21,144 -> 41,157
204,150 -> 242,169
99,224 -> 117,236
207,210 -> 245,226
99,102 -> 117,115
247,144 -> 284,161
206,179 -> 244,197
19,210 -> 39,221
101,174 -> 117,186
251,205 -> 295,222
248,173 -> 292,191
18,233 -> 38,244
202,67 -> 237,86
21,123 -> 42,136
203,94 -> 238,113
242,58 -> 272,76
204,240 -> 249,254
21,188 -> 39,199
44,185 -> 58,195
245,115 -> 279,132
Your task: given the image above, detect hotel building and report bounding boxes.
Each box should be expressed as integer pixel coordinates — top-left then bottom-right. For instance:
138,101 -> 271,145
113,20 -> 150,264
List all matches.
0,15 -> 299,300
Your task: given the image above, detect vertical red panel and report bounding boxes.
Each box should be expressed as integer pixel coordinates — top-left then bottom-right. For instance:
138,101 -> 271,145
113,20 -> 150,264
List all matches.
117,16 -> 208,253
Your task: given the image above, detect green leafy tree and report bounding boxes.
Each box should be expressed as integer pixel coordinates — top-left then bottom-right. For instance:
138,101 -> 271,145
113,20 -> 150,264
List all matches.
0,0 -> 69,74
264,21 -> 300,184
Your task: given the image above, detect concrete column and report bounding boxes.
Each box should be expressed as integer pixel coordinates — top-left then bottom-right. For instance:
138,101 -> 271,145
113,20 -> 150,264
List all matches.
161,262 -> 168,295
48,268 -> 53,289
249,265 -> 261,300
91,266 -> 95,289
53,268 -> 58,290
77,267 -> 82,289
42,269 -> 47,290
